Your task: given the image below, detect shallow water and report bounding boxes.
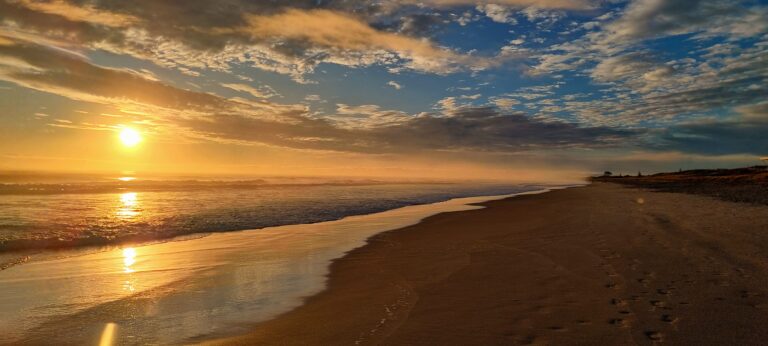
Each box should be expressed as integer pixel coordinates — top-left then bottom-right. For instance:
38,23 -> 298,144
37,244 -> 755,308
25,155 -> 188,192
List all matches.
0,189 -> 555,345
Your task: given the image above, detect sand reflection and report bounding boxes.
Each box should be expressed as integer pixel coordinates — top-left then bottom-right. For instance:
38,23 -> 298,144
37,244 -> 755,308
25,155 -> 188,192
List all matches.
123,248 -> 136,273
122,247 -> 137,293
116,192 -> 140,219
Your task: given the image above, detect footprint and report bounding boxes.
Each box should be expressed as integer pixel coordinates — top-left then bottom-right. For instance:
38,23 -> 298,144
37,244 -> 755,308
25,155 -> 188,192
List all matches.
609,318 -> 630,328
735,267 -> 752,278
513,335 -> 540,345
661,314 -> 678,323
740,290 -> 759,298
645,331 -> 663,341
650,300 -> 668,310
611,298 -> 628,307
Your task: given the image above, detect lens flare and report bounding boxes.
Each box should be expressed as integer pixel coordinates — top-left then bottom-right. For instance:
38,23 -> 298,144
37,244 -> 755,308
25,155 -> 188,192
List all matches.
99,322 -> 116,346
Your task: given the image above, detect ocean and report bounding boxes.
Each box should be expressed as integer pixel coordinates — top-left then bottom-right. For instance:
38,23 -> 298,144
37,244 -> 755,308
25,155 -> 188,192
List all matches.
0,176 -> 549,253
0,176 -> 564,344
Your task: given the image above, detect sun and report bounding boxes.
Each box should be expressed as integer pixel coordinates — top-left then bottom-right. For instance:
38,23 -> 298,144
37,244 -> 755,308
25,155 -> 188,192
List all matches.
119,128 -> 142,147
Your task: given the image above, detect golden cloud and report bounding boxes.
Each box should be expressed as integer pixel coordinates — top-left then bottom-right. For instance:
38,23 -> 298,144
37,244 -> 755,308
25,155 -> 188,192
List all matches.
238,9 -> 495,73
11,0 -> 139,27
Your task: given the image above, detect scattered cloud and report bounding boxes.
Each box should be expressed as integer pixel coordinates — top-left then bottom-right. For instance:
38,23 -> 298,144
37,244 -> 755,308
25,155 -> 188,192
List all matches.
221,83 -> 278,99
410,0 -> 595,10
603,0 -> 768,41
387,81 -> 403,90
0,37 -> 224,110
492,97 -> 520,110
0,34 -> 635,156
0,1 -> 504,83
435,96 -> 459,113
11,0 -> 140,27
477,4 -> 518,24
1,0 -> 766,171
236,9 -> 494,74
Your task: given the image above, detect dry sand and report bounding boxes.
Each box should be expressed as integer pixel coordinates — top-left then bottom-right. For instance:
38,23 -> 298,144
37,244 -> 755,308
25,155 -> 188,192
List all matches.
210,183 -> 768,345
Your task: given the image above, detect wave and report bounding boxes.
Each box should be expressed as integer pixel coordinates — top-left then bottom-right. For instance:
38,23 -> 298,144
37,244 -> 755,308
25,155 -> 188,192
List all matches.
0,183 -> 548,253
0,178 -> 453,195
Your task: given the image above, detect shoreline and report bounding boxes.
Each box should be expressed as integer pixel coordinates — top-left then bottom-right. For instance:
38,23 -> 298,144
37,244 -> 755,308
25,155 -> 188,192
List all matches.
0,188 -> 553,345
0,184 -> 555,254
210,182 -> 768,345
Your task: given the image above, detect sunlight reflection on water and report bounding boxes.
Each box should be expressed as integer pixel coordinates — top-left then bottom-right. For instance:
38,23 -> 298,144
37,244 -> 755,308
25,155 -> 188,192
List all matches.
0,188 -> 560,345
122,247 -> 137,292
123,248 -> 136,273
116,192 -> 140,220
2,183 -> 535,252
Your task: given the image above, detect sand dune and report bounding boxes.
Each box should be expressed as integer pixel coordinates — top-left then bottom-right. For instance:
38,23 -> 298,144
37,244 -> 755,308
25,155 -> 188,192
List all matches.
211,183 -> 768,345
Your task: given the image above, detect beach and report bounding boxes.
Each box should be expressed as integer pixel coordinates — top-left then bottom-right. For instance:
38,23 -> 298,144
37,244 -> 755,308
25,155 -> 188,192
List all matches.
211,182 -> 768,345
0,190 -> 540,345
3,0 -> 765,344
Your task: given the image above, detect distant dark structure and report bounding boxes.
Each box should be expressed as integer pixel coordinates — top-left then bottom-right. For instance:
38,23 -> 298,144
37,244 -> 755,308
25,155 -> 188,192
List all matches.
603,171 -> 613,177
759,158 -> 768,170
637,171 -> 643,177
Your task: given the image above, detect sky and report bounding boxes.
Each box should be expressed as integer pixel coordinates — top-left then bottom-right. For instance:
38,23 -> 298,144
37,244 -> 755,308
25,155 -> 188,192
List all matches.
0,0 -> 767,180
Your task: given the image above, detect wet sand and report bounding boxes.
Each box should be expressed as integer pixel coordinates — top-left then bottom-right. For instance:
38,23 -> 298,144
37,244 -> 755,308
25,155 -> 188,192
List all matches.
211,183 -> 768,345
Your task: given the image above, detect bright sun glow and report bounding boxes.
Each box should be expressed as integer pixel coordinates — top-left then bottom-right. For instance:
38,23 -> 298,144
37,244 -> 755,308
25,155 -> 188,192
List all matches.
119,128 -> 142,147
